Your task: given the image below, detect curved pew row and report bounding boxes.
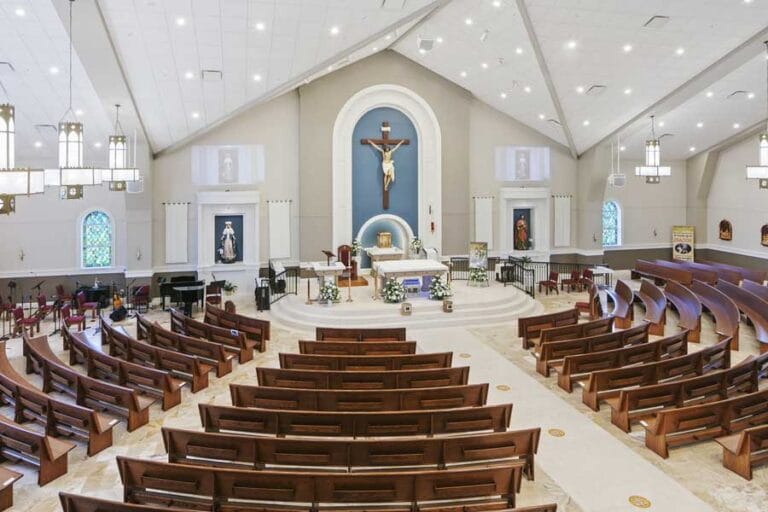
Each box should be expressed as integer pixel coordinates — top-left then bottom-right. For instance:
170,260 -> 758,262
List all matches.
581,336 -> 731,411
742,279 -> 768,302
634,279 -> 667,336
117,456 -> 526,510
609,352 -> 768,433
315,326 -> 406,341
23,334 -> 154,432
65,325 -> 185,411
607,280 -> 634,329
102,318 -> 215,393
700,260 -> 767,285
279,352 -> 452,371
664,280 -> 702,342
534,316 -> 614,349
632,260 -> 693,286
0,414 -> 64,487
716,424 -> 768,480
691,280 -> 740,350
556,331 -> 688,393
298,340 -> 417,355
716,280 -> 768,353
205,303 -> 269,352
648,260 -> 718,285
199,403 -> 513,437
162,427 -> 541,480
678,261 -> 741,285
518,308 -> 579,349
0,339 -> 117,457
170,307 -> 256,363
230,383 -> 488,411
256,366 -> 470,390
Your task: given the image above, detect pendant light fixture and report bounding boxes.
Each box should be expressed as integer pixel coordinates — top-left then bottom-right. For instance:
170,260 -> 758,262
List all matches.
634,115 -> 671,184
100,104 -> 140,191
0,104 -> 45,214
44,0 -> 101,199
607,135 -> 626,188
745,41 -> 768,190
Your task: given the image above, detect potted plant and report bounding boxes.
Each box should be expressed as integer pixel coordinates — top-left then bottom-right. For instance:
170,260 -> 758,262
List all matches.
319,281 -> 340,305
429,275 -> 451,300
468,267 -> 487,286
222,281 -> 238,295
382,278 -> 407,303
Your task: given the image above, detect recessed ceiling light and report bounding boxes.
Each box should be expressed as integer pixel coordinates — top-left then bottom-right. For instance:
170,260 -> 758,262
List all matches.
254,21 -> 266,31
49,66 -> 59,75
94,142 -> 102,149
481,62 -> 488,69
623,88 -> 632,95
175,17 -> 186,27
492,0 -> 502,6
733,122 -> 741,129
191,111 -> 200,119
566,40 -> 577,50
744,0 -> 754,3
658,120 -> 665,127
75,109 -> 84,116
184,71 -> 194,79
515,47 -> 523,55
619,145 -> 626,152
538,113 -> 545,120
696,122 -> 704,128
460,70 -> 467,77
372,46 -> 378,52
327,65 -> 333,72
14,8 -> 25,17
465,18 -> 473,25
706,91 -> 714,98
675,47 -> 685,55
582,120 -> 590,126
253,74 -> 262,82
418,48 -> 426,55
689,146 -> 696,152
500,92 -> 507,99
523,85 -> 531,93
34,141 -> 42,148
330,26 -> 339,36
622,44 -> 633,53
436,37 -> 443,43
747,92 -> 755,99
575,85 -> 585,94
385,34 -> 392,41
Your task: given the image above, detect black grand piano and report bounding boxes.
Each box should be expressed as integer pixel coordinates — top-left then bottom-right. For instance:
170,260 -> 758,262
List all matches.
159,276 -> 204,310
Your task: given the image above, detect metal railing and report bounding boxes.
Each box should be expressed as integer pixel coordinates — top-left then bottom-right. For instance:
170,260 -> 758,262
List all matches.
267,262 -> 299,304
497,260 -> 536,297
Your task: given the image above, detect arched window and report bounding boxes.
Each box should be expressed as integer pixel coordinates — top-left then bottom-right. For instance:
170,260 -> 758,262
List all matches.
82,210 -> 113,268
602,201 -> 621,247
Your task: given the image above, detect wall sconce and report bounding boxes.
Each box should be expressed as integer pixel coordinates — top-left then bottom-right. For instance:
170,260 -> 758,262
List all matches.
136,247 -> 142,261
18,248 -> 24,261
592,233 -> 597,243
652,228 -> 658,237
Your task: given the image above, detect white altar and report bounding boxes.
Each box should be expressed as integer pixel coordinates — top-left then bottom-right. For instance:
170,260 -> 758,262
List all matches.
372,259 -> 449,299
365,246 -> 404,264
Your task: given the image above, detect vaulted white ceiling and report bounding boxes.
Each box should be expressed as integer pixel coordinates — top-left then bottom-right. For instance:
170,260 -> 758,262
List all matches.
3,0 -> 768,164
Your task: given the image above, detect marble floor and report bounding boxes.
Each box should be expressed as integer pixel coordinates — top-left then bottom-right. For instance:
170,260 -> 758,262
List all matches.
1,275 -> 765,511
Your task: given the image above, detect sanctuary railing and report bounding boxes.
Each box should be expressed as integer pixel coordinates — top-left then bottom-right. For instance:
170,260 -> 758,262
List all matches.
499,260 -> 536,297
506,259 -> 612,291
266,261 -> 298,304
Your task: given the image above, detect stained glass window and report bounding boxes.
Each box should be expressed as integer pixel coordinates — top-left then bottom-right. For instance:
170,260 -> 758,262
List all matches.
82,210 -> 113,268
602,201 -> 621,247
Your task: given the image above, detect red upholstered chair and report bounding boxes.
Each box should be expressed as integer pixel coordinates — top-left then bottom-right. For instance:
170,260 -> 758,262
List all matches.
561,270 -> 582,292
205,284 -> 222,306
76,291 -> 99,320
36,294 -> 52,319
538,271 -> 559,295
337,244 -> 358,281
133,285 -> 150,313
55,284 -> 72,303
12,307 -> 40,337
579,268 -> 594,289
61,305 -> 86,333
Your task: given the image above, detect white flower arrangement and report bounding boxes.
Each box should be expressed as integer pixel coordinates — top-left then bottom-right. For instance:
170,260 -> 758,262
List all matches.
409,237 -> 423,254
468,267 -> 487,282
382,278 -> 407,303
351,239 -> 361,257
429,275 -> 451,300
319,281 -> 340,303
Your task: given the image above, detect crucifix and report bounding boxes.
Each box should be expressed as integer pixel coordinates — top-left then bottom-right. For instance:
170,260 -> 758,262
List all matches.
360,121 -> 410,210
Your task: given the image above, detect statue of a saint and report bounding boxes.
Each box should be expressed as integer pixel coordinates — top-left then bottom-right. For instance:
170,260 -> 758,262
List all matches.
366,139 -> 405,192
515,215 -> 529,250
218,221 -> 238,263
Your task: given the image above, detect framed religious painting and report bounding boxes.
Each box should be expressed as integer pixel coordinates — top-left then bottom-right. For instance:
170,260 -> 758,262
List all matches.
215,215 -> 244,264
718,219 -> 732,242
762,224 -> 768,247
513,208 -> 532,250
469,242 -> 488,269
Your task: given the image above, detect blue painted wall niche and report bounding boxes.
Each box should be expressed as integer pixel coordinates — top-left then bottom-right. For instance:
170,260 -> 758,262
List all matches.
352,107 -> 418,267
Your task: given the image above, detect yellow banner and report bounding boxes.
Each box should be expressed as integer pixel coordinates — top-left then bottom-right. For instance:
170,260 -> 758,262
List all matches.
671,226 -> 695,262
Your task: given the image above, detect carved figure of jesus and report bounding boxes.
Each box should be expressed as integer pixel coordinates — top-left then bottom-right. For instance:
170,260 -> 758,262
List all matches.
366,139 -> 405,192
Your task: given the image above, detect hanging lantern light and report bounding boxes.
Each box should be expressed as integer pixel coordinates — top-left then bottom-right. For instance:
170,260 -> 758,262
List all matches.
0,104 -> 44,214
635,115 -> 671,184
101,104 -> 140,191
745,42 -> 768,189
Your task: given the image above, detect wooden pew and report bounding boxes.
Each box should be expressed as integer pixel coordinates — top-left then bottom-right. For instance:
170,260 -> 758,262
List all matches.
609,353 -> 768,433
279,352 -> 452,371
678,261 -> 740,285
555,331 -> 688,393
716,424 -> 768,480
163,427 -> 541,480
691,280 -> 741,350
581,337 -> 732,411
298,340 -> 417,355
229,383 -> 488,411
650,260 -> 718,285
117,456 -> 525,510
256,366 -> 470,389
0,414 -> 68,486
631,260 -> 693,286
102,319 -> 215,393
23,334 -> 155,432
316,326 -> 406,341
575,279 -> 603,320
204,303 -> 269,352
137,314 -> 236,377
65,325 -> 185,411
170,307 -> 255,363
0,339 -> 117,457
716,280 -> 768,353
742,279 -> 768,302
664,280 -> 702,342
518,308 -> 579,349
199,403 -> 513,437
607,280 -> 635,329
701,260 -> 767,284
644,387 -> 768,458
635,279 -> 667,336
535,316 -> 615,347
536,323 -> 649,377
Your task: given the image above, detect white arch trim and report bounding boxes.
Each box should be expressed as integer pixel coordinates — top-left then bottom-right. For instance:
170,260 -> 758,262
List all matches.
356,213 -> 415,258
332,84 -> 442,252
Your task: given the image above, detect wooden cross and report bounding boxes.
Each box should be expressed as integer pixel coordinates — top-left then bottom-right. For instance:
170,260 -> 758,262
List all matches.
360,121 -> 410,210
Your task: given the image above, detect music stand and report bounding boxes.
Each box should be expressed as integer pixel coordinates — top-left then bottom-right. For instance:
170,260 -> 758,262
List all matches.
322,250 -> 336,265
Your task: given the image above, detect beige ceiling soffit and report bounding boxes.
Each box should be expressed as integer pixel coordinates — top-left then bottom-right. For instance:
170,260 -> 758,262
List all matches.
153,0 -> 447,159
93,0 -> 152,151
586,23 -> 768,156
387,0 -> 453,49
700,117 -> 766,155
516,0 -> 578,160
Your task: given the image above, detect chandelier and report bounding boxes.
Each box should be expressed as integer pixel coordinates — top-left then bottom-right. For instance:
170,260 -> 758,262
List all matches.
43,0 -> 101,200
0,104 -> 45,214
634,115 -> 671,184
100,104 -> 140,191
745,41 -> 768,189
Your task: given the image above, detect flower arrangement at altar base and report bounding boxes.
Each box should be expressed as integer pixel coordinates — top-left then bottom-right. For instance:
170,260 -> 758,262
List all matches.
468,267 -> 487,283
351,239 -> 361,257
382,278 -> 407,303
319,281 -> 341,303
429,275 -> 451,300
409,236 -> 423,254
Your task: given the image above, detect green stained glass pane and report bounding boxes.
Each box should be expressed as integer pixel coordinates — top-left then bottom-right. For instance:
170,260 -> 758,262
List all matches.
82,211 -> 112,268
602,201 -> 619,247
